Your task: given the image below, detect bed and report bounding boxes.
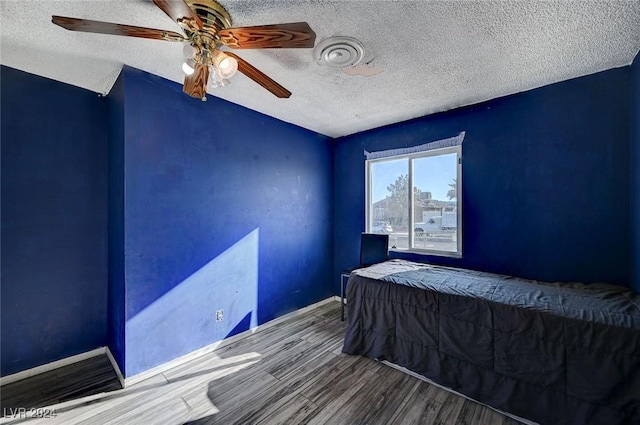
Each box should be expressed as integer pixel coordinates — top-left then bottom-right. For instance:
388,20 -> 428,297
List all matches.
342,259 -> 640,425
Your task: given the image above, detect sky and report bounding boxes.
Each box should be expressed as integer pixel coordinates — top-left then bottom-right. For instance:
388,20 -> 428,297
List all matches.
371,153 -> 457,203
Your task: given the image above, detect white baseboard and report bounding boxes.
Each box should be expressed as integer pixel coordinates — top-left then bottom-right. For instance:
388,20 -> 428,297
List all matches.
0,347 -> 106,386
0,297 -> 339,389
105,347 -> 125,388
124,296 -> 339,387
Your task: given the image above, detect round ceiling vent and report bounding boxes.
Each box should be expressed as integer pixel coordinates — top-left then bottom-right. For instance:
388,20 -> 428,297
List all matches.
313,36 -> 365,68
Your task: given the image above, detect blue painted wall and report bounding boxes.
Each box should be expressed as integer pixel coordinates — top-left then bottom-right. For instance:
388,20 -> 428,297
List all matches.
1,66 -> 109,376
334,67 -> 632,293
632,52 -> 640,293
107,72 -> 126,373
117,67 -> 334,377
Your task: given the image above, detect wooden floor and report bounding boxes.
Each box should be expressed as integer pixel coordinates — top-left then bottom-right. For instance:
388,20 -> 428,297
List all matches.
1,301 -> 523,425
1,355 -> 121,411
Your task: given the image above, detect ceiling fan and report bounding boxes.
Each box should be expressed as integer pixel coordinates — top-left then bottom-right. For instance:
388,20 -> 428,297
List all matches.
52,0 -> 316,101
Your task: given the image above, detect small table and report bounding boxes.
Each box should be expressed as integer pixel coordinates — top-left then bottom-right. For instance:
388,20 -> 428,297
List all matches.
340,272 -> 351,321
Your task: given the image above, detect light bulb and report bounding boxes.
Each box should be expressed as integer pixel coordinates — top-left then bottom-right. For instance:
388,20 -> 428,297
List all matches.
182,60 -> 195,75
212,51 -> 238,79
218,56 -> 237,78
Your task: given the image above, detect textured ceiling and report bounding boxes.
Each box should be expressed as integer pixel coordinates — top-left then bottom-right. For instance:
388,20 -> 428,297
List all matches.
2,1 -> 640,137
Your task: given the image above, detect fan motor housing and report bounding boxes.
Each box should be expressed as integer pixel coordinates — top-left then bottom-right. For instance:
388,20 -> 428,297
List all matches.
186,0 -> 232,34
313,36 -> 365,68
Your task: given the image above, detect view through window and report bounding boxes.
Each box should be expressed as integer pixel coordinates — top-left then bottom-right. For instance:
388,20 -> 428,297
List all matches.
366,146 -> 461,256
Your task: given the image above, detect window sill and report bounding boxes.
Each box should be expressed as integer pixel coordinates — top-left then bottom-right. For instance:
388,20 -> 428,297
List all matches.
389,248 -> 462,259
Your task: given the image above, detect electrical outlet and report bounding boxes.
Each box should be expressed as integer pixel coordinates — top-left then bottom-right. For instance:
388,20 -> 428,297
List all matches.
216,309 -> 224,322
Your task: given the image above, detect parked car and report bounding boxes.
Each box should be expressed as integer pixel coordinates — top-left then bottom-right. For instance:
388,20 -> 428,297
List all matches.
414,217 -> 441,236
415,212 -> 457,236
372,221 -> 393,233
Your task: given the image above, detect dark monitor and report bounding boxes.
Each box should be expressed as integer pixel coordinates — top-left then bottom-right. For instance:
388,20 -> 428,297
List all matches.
359,233 -> 389,267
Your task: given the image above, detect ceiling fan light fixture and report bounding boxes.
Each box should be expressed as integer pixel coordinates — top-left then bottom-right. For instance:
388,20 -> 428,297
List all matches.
182,59 -> 196,75
209,66 -> 230,88
212,50 -> 238,79
183,43 -> 198,59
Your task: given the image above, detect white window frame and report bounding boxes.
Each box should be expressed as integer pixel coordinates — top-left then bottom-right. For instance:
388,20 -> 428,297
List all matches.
365,145 -> 462,258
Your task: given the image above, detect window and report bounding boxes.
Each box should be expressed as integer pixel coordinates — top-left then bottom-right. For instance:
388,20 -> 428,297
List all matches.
366,141 -> 462,257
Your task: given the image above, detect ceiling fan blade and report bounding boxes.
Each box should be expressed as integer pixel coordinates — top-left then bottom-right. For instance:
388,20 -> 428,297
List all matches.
183,63 -> 209,99
153,0 -> 203,30
219,22 -> 316,49
226,52 -> 291,98
52,16 -> 185,41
